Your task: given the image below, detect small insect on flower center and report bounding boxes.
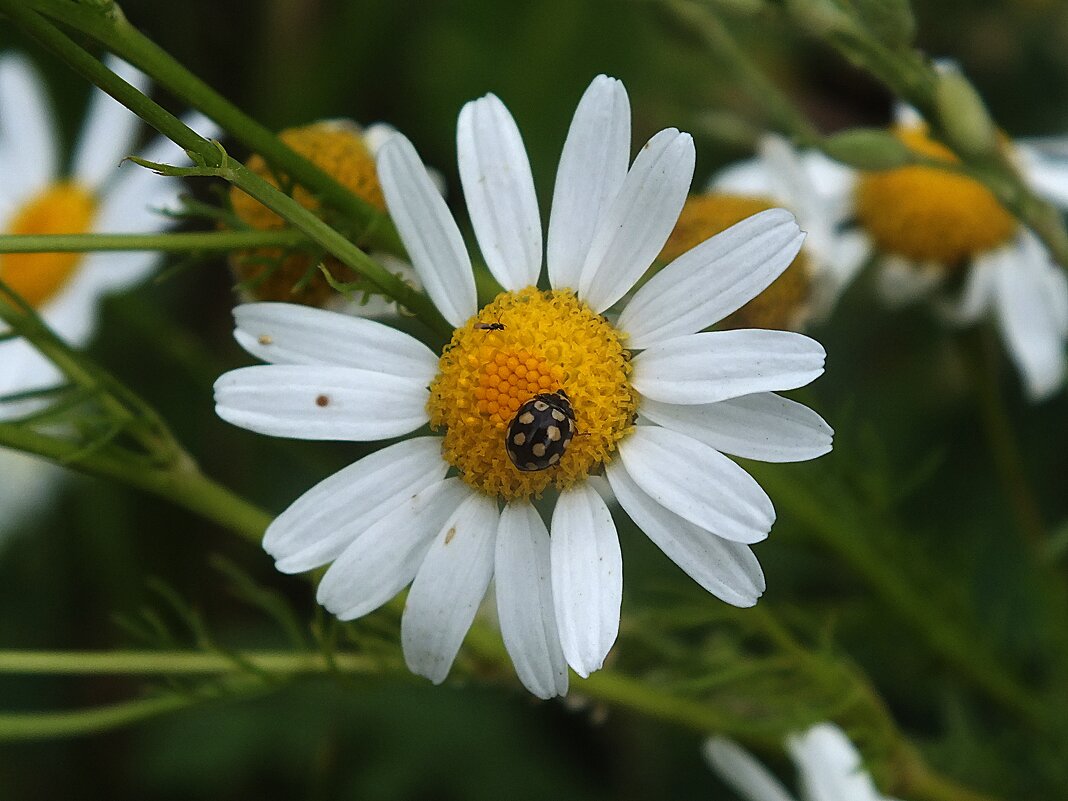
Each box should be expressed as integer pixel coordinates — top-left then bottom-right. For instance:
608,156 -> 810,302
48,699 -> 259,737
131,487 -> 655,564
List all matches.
1,183 -> 96,308
659,194 -> 810,330
229,121 -> 387,306
507,389 -> 576,471
855,125 -> 1017,268
428,287 -> 638,500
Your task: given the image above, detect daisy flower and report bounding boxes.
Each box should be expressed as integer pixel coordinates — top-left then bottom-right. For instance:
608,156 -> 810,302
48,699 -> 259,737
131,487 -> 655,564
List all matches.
704,723 -> 900,801
228,118 -> 424,317
848,102 -> 1068,401
660,134 -> 869,329
0,52 -> 216,538
214,75 -> 831,698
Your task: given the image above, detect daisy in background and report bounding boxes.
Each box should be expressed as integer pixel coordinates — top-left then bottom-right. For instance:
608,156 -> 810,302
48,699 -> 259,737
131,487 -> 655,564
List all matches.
704,722 -> 901,801
215,74 -> 832,699
228,118 -> 426,317
660,134 -> 869,330
847,97 -> 1068,402
0,52 -> 217,539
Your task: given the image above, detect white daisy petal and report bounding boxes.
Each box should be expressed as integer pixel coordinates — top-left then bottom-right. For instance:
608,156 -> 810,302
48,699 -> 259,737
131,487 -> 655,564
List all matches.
578,128 -> 696,312
457,93 -> 542,290
710,159 -> 772,196
0,450 -> 65,541
618,425 -> 774,544
72,56 -> 150,190
808,230 -> 872,322
402,492 -> 500,684
618,209 -> 805,348
703,738 -> 797,801
64,113 -> 224,303
495,501 -> 569,699
1017,141 -> 1068,208
213,365 -> 429,441
263,437 -> 448,573
0,53 -> 58,202
362,121 -> 398,157
549,484 -> 622,678
606,461 -> 764,607
789,723 -> 884,801
639,392 -> 833,463
940,253 -> 997,325
760,136 -> 838,253
99,111 -> 220,233
233,302 -> 438,380
990,235 -> 1068,401
317,477 -> 470,618
547,75 -> 630,290
377,134 -> 477,327
875,256 -> 944,308
0,338 -> 63,399
631,330 -> 826,405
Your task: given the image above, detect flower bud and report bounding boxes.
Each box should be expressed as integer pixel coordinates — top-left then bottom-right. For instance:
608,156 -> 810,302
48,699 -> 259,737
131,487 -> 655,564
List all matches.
821,129 -> 913,170
935,70 -> 999,159
785,0 -> 856,37
852,0 -> 915,47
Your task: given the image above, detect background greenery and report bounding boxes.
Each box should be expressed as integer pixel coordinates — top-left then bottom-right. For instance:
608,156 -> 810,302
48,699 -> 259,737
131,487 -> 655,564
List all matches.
2,0 -> 1068,798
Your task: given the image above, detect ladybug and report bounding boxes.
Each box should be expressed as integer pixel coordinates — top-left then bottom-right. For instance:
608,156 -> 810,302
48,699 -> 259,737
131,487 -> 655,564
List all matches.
506,390 -> 576,472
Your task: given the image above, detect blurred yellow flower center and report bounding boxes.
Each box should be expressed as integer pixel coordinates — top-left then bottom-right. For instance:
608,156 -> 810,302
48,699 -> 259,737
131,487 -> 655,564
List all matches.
854,126 -> 1017,268
229,120 -> 386,306
428,288 -> 637,500
0,183 -> 96,308
659,194 -> 810,330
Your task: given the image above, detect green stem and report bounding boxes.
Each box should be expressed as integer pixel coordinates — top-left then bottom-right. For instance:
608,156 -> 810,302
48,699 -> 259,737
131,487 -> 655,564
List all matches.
224,160 -> 451,339
468,625 -> 1003,801
0,423 -> 271,544
0,229 -> 309,253
0,650 -> 378,675
663,0 -> 820,143
23,0 -> 406,258
0,2 -> 450,338
0,641 -> 1003,801
0,285 -> 142,440
0,694 -> 195,741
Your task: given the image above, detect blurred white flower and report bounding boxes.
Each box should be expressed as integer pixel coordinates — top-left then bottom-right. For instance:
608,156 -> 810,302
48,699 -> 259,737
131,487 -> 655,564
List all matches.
704,723 -> 901,801
705,134 -> 871,325
848,100 -> 1068,402
0,52 -> 217,540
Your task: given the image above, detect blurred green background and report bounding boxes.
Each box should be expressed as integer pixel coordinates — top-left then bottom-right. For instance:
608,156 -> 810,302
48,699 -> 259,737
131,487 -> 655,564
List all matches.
2,1 -> 1068,798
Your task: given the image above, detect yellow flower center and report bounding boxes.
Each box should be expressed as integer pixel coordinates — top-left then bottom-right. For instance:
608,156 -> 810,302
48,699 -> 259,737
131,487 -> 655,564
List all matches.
659,194 -> 810,330
854,126 -> 1017,268
428,288 -> 638,500
229,121 -> 386,306
1,183 -> 97,308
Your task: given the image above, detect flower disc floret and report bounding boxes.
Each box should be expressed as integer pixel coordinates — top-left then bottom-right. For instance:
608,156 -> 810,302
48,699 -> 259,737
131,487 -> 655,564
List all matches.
428,288 -> 637,500
1,182 -> 96,307
855,125 -> 1017,267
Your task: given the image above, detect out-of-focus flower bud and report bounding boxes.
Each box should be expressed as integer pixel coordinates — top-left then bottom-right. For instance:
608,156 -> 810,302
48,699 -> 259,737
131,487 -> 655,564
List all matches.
935,69 -> 999,159
822,129 -> 913,169
784,0 -> 855,37
852,0 -> 915,47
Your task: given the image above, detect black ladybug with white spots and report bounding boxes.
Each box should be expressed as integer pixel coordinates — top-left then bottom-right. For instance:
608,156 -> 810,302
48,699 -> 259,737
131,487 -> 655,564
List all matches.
506,389 -> 576,471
